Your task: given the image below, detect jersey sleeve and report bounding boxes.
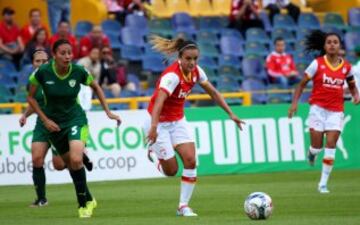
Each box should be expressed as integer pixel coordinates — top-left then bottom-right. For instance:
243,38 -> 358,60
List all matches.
80,66 -> 94,86
304,59 -> 318,79
159,72 -> 180,95
29,68 -> 40,86
347,65 -> 356,78
197,65 -> 208,83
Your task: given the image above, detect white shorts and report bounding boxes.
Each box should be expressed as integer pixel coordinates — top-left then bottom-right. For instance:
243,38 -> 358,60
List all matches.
143,114 -> 194,160
308,105 -> 344,132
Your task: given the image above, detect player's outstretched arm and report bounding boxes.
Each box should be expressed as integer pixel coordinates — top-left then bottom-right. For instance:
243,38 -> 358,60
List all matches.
288,75 -> 310,118
89,81 -> 121,126
148,89 -> 168,144
27,84 -> 60,132
19,106 -> 35,127
346,77 -> 360,105
199,81 -> 245,130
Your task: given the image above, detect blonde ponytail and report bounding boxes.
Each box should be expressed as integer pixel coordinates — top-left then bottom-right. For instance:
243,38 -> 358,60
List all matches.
149,35 -> 187,57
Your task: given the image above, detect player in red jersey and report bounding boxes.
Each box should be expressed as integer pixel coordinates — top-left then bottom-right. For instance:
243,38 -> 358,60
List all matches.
144,35 -> 245,216
288,31 -> 360,193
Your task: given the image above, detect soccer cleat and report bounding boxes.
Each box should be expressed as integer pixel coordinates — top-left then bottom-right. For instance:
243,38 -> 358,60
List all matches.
176,205 -> 198,217
86,198 -> 97,215
307,150 -> 317,166
318,185 -> 330,194
29,198 -> 48,208
78,207 -> 92,218
83,153 -> 93,171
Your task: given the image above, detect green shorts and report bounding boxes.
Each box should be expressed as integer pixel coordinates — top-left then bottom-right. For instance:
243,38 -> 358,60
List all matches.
49,124 -> 89,155
32,120 -> 60,156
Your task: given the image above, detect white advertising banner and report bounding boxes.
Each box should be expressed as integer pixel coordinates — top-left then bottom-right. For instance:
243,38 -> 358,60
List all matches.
0,110 -> 163,185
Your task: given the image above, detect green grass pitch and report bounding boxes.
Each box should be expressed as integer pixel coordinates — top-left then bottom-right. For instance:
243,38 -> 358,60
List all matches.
0,170 -> 359,225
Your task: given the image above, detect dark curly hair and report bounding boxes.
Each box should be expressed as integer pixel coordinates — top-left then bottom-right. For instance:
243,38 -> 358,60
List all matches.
304,30 -> 342,57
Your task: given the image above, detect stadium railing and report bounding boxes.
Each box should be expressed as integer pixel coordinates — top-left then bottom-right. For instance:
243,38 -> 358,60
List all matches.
0,92 -> 252,114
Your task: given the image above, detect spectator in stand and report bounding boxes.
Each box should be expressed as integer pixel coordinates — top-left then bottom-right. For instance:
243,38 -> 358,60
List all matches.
46,0 -> 71,34
77,47 -> 102,111
229,0 -> 264,35
49,20 -> 79,59
0,7 -> 24,69
23,28 -> 51,65
79,25 -> 110,58
103,0 -> 148,25
99,46 -> 136,97
262,0 -> 300,23
266,37 -> 299,88
20,8 -> 50,46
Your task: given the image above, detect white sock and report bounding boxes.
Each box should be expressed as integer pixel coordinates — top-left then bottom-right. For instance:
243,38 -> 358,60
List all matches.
179,169 -> 197,208
319,148 -> 335,187
310,146 -> 322,155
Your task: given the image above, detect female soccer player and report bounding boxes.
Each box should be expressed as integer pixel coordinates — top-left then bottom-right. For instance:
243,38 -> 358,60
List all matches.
288,31 -> 360,193
27,39 -> 121,218
19,50 -> 65,207
20,50 -> 94,207
144,35 -> 245,216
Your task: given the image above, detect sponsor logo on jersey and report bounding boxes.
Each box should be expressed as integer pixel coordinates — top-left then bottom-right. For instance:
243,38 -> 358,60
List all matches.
45,81 -> 54,85
342,67 -> 347,74
69,79 -> 76,88
178,89 -> 191,98
322,73 -> 343,88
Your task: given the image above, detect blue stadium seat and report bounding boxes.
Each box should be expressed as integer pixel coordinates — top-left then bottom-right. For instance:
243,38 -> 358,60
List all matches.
220,28 -> 244,40
125,14 -> 149,35
101,19 -> 122,36
148,18 -> 173,37
245,41 -> 269,57
218,55 -> 241,70
273,14 -> 296,31
171,12 -> 197,35
323,13 -> 347,30
294,51 -> 313,64
218,65 -> 241,77
143,44 -> 163,58
120,45 -> 143,61
348,8 -> 360,27
198,56 -> 218,70
271,28 -> 296,44
196,30 -> 219,44
106,33 -> 122,50
246,28 -> 270,45
321,26 -> 344,39
259,11 -> 272,33
220,36 -> 244,57
0,84 -> 13,102
121,27 -> 145,47
127,74 -> 141,90
242,78 -> 267,104
142,55 -> 166,73
202,67 -> 217,81
198,17 -> 225,32
75,20 -> 93,38
298,13 -> 320,29
242,57 -> 266,80
0,59 -> 16,74
345,31 -> 360,51
198,42 -> 219,58
0,74 -> 16,89
296,27 -> 311,40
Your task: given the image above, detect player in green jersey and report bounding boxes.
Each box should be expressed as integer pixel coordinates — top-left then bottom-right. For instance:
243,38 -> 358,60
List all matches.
27,39 -> 121,218
19,50 -> 94,207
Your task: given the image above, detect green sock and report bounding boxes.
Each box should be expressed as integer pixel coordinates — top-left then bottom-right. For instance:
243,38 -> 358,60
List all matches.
69,168 -> 87,208
32,167 -> 46,200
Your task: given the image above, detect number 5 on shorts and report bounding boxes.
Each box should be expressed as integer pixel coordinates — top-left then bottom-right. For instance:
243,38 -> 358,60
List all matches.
71,126 -> 78,135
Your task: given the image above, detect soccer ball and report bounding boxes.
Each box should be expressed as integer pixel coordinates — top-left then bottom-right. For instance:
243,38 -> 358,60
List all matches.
244,192 -> 273,220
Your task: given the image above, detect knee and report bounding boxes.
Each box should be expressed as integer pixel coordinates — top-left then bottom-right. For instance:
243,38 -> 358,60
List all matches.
53,161 -> 66,171
32,156 -> 44,167
165,168 -> 178,176
183,157 -> 196,169
69,156 -> 83,170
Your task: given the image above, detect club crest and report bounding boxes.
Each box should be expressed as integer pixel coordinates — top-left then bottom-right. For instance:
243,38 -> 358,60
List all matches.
69,79 -> 76,87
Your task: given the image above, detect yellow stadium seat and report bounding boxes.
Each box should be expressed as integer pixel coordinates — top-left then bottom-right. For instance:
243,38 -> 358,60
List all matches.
166,0 -> 190,15
212,0 -> 232,16
150,0 -> 172,18
189,0 -> 218,17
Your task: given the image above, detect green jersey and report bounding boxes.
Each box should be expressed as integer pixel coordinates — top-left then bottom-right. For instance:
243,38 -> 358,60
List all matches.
29,60 -> 94,128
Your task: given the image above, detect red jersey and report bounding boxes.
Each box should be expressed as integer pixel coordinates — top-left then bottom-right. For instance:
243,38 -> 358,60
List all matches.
20,24 -> 50,46
148,61 -> 208,122
305,56 -> 353,112
79,34 -> 110,58
49,33 -> 79,59
266,51 -> 297,77
229,0 -> 260,22
0,21 -> 20,44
